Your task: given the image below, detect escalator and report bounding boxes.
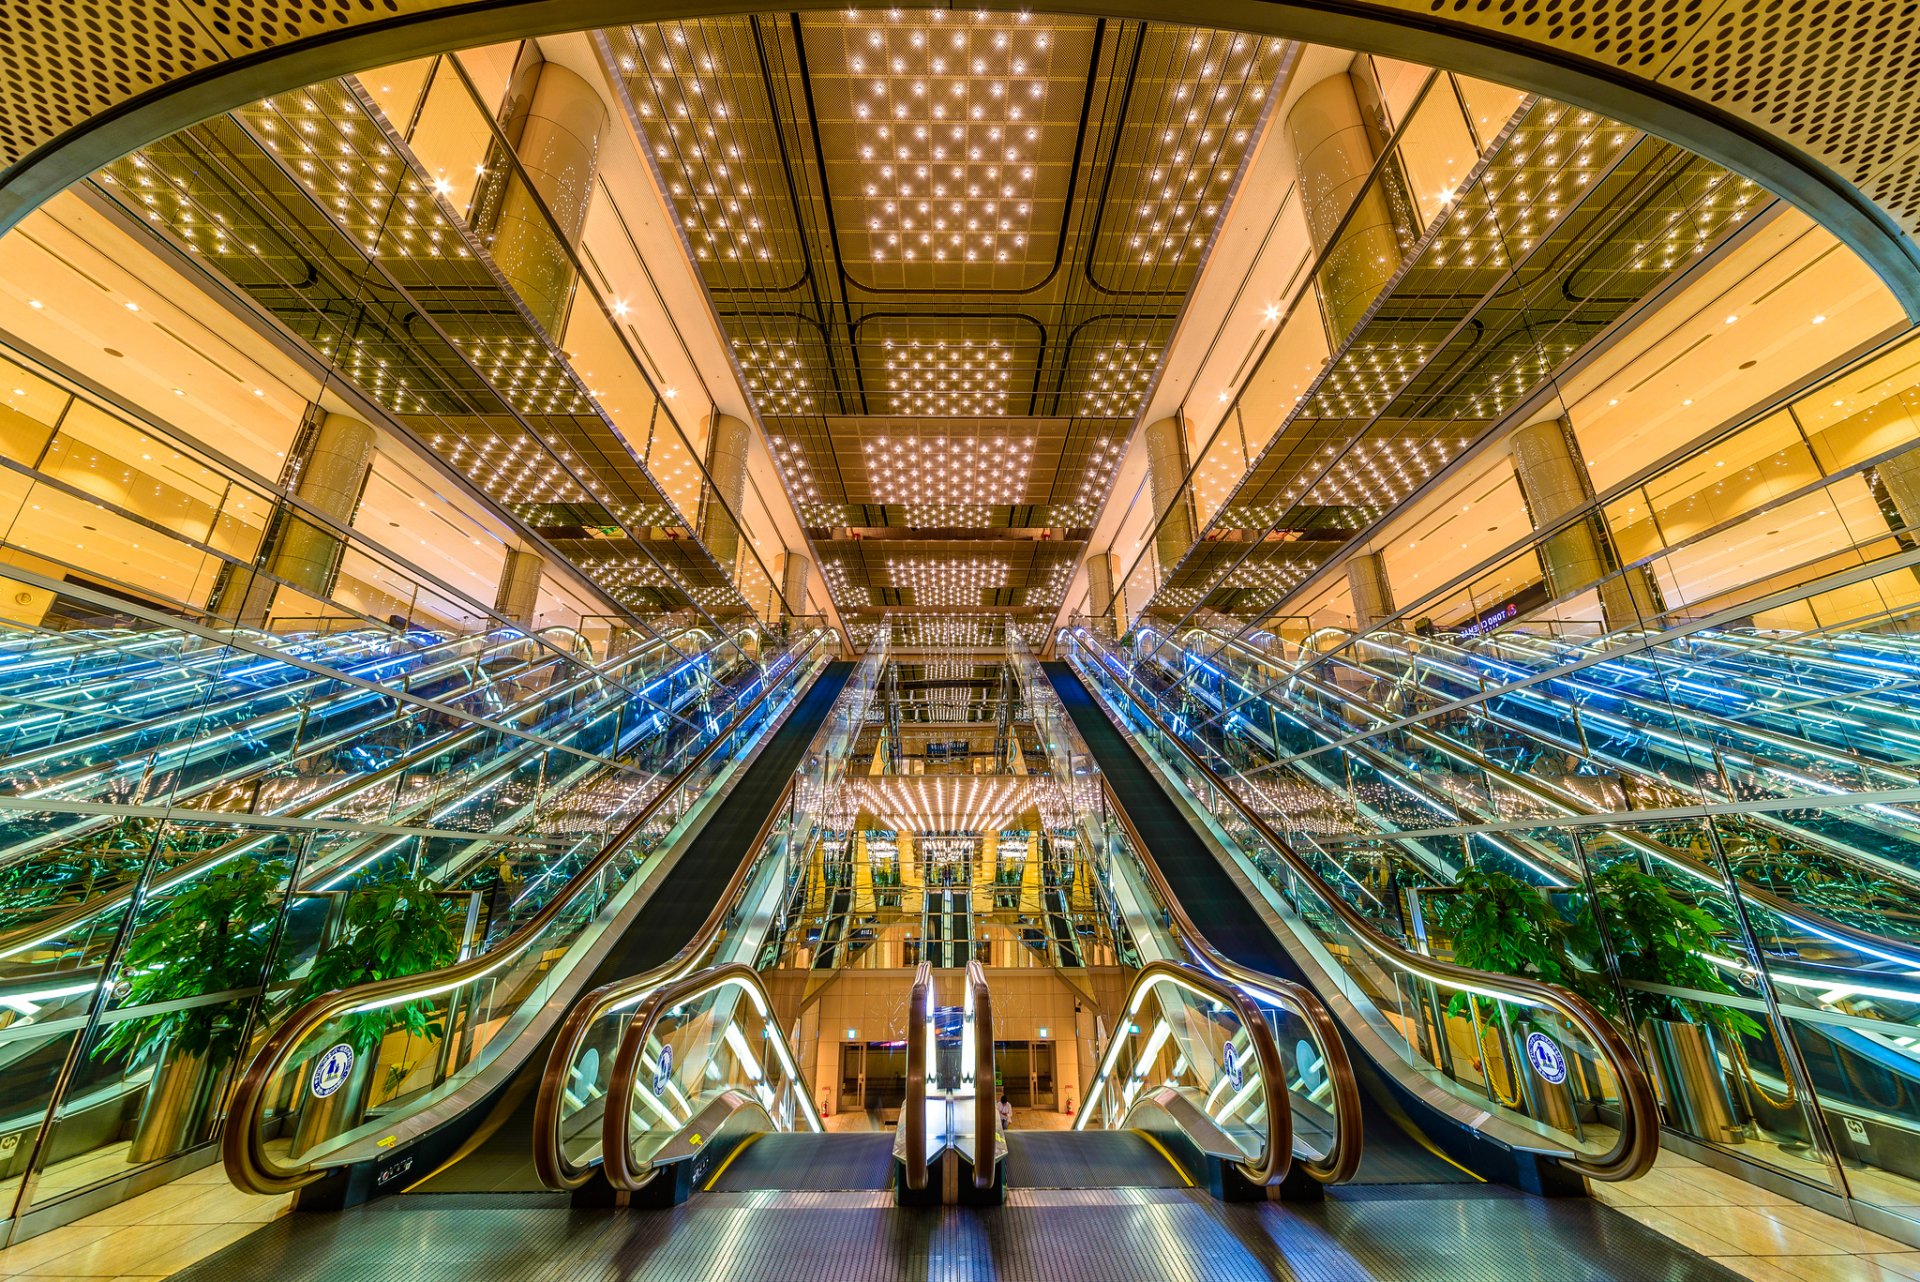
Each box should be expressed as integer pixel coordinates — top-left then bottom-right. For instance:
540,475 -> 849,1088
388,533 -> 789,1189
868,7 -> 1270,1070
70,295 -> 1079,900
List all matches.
703,1132 -> 896,1191
1043,661 -> 1479,1187
221,635 -> 846,1204
1004,1131 -> 1190,1188
374,661 -> 855,1196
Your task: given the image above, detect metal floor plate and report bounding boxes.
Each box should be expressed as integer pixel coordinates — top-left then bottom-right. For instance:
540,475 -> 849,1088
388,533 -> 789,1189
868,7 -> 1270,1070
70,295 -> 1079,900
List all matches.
167,1185 -> 1743,1281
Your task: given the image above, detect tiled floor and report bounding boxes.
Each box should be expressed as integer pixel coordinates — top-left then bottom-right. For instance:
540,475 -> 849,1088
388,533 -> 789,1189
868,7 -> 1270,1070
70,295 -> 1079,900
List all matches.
4,1142 -> 1918,1280
0,1163 -> 291,1281
1593,1150 -> 1920,1282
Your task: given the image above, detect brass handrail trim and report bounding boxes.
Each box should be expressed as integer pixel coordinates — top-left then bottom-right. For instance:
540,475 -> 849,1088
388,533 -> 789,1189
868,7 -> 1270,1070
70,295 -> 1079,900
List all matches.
1084,958 -> 1294,1187
600,962 -> 812,1192
222,632 -> 829,1195
531,772 -> 801,1189
900,960 -> 933,1191
1071,631 -> 1659,1182
966,959 -> 996,1189
1097,777 -> 1362,1185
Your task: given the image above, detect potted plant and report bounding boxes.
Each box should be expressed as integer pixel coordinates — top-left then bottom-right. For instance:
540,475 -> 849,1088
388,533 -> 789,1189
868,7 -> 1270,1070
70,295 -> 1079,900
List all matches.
1574,861 -> 1760,1143
93,856 -> 288,1164
288,875 -> 460,1156
1429,866 -> 1599,1128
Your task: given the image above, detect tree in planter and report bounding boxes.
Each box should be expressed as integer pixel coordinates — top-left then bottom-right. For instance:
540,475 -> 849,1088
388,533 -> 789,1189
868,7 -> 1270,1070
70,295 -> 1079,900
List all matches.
1573,862 -> 1761,1039
92,856 -> 288,1163
288,875 -> 461,1149
1574,861 -> 1762,1141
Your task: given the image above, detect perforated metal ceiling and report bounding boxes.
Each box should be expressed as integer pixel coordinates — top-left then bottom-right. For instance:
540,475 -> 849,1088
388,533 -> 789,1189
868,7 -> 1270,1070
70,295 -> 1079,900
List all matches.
0,0 -> 1916,313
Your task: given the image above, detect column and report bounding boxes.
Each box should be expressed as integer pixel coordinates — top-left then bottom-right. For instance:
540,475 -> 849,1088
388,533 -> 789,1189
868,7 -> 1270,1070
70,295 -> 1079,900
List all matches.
494,546 -> 544,626
1287,71 -> 1401,344
489,61 -> 608,337
217,411 -> 375,627
1142,417 -> 1195,574
1345,550 -> 1396,632
778,549 -> 812,622
700,413 -> 751,578
1875,444 -> 1920,536
1509,416 -> 1659,631
1085,550 -> 1119,632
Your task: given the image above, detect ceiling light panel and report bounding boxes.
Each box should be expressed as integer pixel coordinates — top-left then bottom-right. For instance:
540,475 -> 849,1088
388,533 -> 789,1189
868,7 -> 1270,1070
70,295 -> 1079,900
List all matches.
1140,97 -> 1771,637
806,10 -> 1097,290
99,80 -> 752,623
1087,28 -> 1286,294
610,20 -> 808,288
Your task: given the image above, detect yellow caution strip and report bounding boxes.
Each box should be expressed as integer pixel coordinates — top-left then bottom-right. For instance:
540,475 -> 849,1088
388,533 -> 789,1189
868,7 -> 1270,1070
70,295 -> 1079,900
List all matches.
703,1130 -> 766,1190
1127,1129 -> 1195,1187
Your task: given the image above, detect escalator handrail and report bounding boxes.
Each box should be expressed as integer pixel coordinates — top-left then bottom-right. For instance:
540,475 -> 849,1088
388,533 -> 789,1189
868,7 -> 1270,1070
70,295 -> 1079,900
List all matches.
600,961 -> 818,1191
966,958 -> 996,1189
223,630 -> 830,1194
1079,957 -> 1296,1187
1072,630 -> 1660,1182
1096,777 -> 1362,1185
531,773 -> 800,1189
900,960 -> 933,1190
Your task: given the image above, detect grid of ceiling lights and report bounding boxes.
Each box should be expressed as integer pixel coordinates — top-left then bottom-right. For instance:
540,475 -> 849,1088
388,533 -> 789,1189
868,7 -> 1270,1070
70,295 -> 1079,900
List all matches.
1103,30 -> 1283,279
116,85 -> 736,617
615,24 -> 787,273
1082,340 -> 1159,418
887,557 -> 1008,607
851,777 -> 1035,834
883,338 -> 1015,415
864,434 -> 1032,505
842,10 -> 1063,271
734,339 -> 818,416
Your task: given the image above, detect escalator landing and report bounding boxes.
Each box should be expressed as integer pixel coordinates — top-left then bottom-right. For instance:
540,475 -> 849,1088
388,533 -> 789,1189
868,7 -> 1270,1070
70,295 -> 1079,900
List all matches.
708,1132 -> 897,1192
1004,1130 -> 1190,1189
161,1180 -> 1746,1281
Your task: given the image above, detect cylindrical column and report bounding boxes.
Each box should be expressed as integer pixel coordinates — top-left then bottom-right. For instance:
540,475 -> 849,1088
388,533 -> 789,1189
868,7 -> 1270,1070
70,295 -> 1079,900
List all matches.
1345,550 -> 1396,632
1142,417 -> 1195,574
495,546 -> 544,626
701,413 -> 752,578
271,412 -> 375,598
1875,445 -> 1920,536
1287,72 -> 1401,344
779,549 -> 812,622
490,62 -> 608,337
1509,416 -> 1658,631
1085,551 -> 1117,627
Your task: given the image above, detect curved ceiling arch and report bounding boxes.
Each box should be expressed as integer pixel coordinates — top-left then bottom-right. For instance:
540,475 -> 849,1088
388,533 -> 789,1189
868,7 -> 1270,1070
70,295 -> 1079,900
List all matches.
1,0 -> 1916,317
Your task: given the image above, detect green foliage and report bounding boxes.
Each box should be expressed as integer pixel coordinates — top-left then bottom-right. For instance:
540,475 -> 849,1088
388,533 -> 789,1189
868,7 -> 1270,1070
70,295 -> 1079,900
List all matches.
1575,862 -> 1762,1039
93,857 -> 287,1067
298,876 -> 462,1054
1430,867 -> 1587,1017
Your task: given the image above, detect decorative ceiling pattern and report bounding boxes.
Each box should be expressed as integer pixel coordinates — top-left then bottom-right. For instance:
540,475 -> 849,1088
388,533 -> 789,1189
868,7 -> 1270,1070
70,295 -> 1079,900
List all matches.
97,79 -> 752,623
0,0 -> 1915,312
604,11 -> 1286,633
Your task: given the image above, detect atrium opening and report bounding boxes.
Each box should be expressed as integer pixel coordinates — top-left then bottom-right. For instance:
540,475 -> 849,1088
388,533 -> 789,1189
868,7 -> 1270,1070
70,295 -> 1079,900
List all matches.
0,7 -> 1916,1279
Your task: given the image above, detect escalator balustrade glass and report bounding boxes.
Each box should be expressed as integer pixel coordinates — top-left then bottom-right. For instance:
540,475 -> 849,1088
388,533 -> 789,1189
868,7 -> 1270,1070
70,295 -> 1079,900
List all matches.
222,628 -> 833,1193
1064,626 -> 1656,1181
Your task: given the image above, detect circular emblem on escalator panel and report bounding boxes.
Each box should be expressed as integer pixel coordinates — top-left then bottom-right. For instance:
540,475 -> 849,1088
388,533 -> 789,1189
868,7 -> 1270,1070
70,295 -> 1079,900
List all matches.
310,1043 -> 355,1099
1525,1032 -> 1568,1086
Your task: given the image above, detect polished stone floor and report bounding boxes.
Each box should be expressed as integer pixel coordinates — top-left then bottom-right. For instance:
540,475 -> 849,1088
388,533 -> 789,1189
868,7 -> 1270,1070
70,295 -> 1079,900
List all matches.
143,1183 -> 1733,1282
3,1147 -> 1916,1280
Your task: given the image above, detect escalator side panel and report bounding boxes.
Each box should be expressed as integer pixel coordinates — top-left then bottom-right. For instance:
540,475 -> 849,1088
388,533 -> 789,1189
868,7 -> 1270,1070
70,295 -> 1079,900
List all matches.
354,663 -> 857,1199
1043,663 -> 1488,1188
